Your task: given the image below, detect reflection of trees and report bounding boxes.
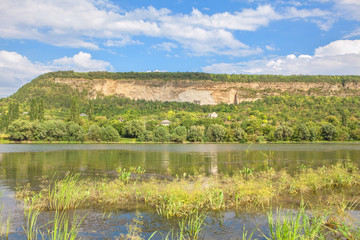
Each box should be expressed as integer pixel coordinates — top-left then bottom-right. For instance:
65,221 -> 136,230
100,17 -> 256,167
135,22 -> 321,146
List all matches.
1,146 -> 360,190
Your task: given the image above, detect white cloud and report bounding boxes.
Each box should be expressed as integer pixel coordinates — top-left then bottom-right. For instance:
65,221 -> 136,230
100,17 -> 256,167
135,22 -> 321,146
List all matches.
203,39 -> 360,75
315,39 -> 360,57
0,0 -> 334,56
0,51 -> 112,98
153,42 -> 178,52
52,52 -> 113,72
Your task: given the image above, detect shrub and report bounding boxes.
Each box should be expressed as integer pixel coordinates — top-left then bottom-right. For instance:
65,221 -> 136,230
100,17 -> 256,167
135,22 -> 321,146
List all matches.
187,125 -> 205,142
206,124 -> 226,142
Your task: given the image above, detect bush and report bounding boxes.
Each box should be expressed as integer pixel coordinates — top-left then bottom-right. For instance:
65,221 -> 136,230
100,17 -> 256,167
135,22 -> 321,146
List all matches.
138,130 -> 154,142
234,127 -> 247,143
123,120 -> 145,138
274,125 -> 293,141
88,124 -> 102,142
7,120 -> 32,141
66,122 -> 85,142
187,125 -> 205,142
170,126 -> 187,143
101,125 -> 120,142
206,124 -> 226,142
43,120 -> 67,141
321,123 -> 337,141
154,126 -> 170,142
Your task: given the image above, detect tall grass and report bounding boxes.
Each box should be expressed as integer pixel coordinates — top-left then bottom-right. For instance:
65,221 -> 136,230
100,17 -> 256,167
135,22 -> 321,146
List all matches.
17,162 -> 360,218
0,205 -> 11,240
23,207 -> 41,240
43,211 -> 82,240
265,206 -> 327,240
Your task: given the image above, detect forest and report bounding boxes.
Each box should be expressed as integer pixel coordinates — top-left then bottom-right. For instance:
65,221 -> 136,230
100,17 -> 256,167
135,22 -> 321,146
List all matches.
1,94 -> 360,143
1,71 -> 360,143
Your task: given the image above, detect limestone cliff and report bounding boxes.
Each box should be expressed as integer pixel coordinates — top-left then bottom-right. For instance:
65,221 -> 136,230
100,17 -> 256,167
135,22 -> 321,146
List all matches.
53,78 -> 360,105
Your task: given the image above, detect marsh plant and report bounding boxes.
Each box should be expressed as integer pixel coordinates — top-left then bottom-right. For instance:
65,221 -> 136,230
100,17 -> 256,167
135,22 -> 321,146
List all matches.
0,203 -> 11,240
23,207 -> 82,240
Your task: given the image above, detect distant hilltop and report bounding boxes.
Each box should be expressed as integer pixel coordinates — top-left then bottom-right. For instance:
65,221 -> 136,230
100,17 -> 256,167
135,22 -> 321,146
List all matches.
8,71 -> 360,105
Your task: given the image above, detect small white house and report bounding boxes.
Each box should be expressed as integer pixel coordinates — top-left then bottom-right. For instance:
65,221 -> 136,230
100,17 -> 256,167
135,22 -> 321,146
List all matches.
80,113 -> 88,117
207,112 -> 218,119
161,120 -> 171,126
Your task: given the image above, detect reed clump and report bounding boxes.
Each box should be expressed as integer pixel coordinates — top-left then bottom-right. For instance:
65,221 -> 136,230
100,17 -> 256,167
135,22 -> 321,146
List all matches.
16,162 -> 360,218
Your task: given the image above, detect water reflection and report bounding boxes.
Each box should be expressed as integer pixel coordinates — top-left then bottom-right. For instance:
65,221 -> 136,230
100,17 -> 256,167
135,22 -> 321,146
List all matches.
0,143 -> 359,190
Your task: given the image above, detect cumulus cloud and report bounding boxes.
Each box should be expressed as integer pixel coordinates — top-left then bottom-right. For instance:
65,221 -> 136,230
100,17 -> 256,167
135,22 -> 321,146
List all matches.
203,39 -> 360,75
0,51 -> 112,98
0,0 -> 333,56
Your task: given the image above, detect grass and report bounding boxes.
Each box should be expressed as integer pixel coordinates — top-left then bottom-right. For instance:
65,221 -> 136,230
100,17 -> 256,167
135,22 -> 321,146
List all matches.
16,162 -> 360,218
13,161 -> 360,239
0,204 -> 11,240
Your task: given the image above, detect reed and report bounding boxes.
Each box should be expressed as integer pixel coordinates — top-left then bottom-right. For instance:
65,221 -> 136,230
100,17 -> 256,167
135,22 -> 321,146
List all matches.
17,162 -> 360,218
0,205 -> 11,240
265,206 -> 327,240
43,210 -> 82,240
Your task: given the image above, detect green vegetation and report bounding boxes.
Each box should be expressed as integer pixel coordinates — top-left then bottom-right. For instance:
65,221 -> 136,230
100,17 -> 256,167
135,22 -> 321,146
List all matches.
16,162 -> 360,216
3,94 -> 360,143
13,162 -> 360,239
1,71 -> 360,143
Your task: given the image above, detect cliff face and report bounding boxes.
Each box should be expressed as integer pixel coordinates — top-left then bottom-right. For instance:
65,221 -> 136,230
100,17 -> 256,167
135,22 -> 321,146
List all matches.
53,78 -> 360,105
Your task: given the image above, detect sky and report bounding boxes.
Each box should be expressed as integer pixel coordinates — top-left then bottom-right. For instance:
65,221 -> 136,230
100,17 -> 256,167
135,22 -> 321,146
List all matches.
1,0 -> 360,97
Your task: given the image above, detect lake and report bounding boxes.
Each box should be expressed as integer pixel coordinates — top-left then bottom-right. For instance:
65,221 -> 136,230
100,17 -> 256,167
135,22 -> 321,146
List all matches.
1,143 -> 360,239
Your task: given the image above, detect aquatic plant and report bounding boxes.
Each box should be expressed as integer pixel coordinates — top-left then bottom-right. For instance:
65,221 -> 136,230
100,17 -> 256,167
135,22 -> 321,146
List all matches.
0,204 -> 11,240
23,207 -> 41,240
265,206 -> 327,240
43,211 -> 82,240
16,163 -> 360,218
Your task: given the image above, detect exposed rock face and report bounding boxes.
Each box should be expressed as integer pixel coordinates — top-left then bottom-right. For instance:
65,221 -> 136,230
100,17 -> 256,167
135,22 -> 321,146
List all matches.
54,78 -> 360,105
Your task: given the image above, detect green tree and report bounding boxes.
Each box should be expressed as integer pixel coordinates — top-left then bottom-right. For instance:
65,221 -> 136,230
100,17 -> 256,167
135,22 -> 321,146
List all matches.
7,120 -> 32,141
171,126 -> 187,143
154,126 -> 169,142
7,102 -> 19,124
30,98 -> 38,121
66,122 -> 85,142
88,124 -> 102,142
101,125 -> 120,142
293,123 -> 310,141
234,127 -> 247,143
321,123 -> 337,141
206,124 -> 226,142
70,98 -> 80,123
88,100 -> 94,121
38,98 -> 45,121
139,130 -> 154,142
123,120 -> 145,138
187,125 -> 205,142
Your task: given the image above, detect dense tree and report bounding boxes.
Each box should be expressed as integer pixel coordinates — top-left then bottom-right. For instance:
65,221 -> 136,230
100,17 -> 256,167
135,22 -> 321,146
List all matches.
206,124 -> 226,142
154,126 -> 170,142
88,124 -> 102,142
171,126 -> 187,143
321,124 -> 337,141
123,120 -> 145,138
70,98 -> 80,123
187,125 -> 205,142
101,126 -> 120,142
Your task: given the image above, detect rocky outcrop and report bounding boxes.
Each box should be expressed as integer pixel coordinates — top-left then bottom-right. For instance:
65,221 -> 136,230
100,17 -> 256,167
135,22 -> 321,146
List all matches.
53,78 -> 360,105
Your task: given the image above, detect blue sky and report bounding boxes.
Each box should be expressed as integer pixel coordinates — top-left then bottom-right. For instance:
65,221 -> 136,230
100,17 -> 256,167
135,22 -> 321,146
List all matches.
1,0 -> 360,97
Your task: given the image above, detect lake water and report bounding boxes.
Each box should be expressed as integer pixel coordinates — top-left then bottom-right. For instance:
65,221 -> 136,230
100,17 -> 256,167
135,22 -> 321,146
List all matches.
1,143 -> 360,239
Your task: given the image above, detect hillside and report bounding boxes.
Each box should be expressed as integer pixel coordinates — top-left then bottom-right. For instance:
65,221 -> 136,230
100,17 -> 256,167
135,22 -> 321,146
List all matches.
6,71 -> 360,107
2,71 -> 360,143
